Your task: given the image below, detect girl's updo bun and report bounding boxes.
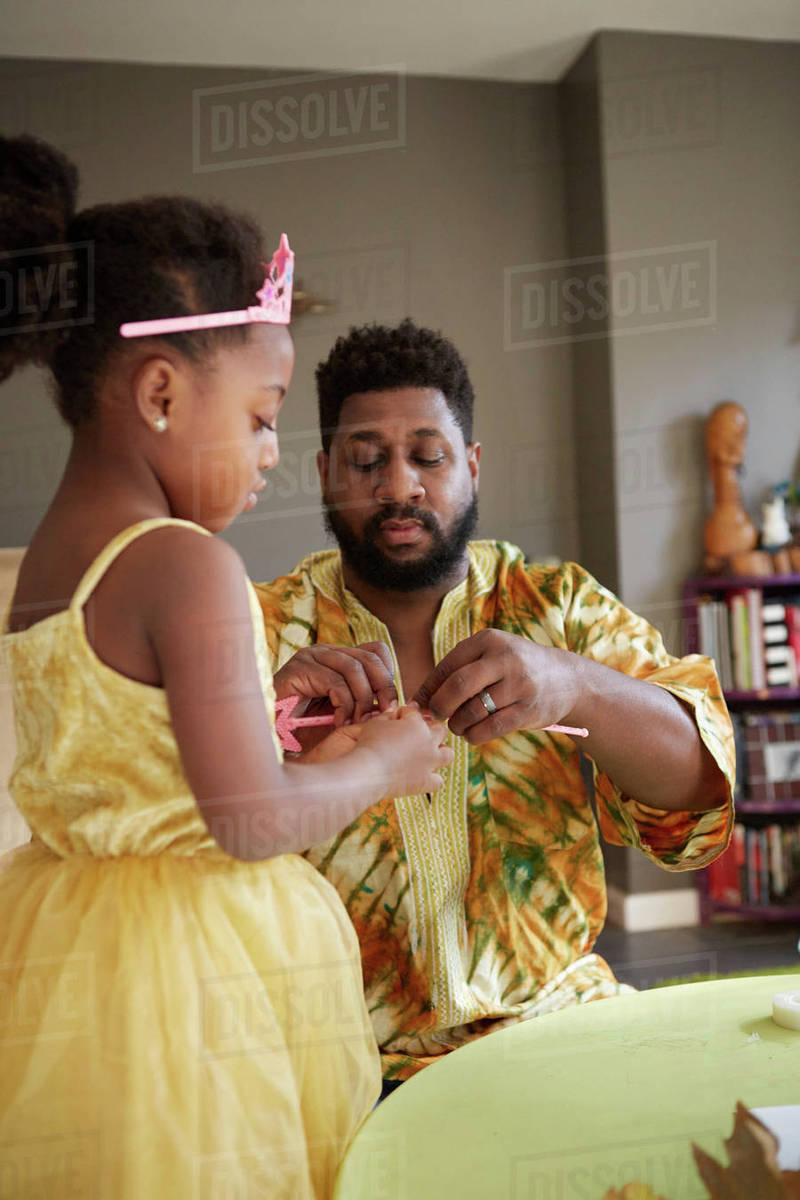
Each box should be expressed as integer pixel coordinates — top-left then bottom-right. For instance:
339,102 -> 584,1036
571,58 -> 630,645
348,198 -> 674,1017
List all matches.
0,136 -> 79,383
0,135 -> 268,428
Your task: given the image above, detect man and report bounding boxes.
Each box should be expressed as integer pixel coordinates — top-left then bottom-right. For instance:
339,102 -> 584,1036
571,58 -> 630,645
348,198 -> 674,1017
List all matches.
254,319 -> 734,1085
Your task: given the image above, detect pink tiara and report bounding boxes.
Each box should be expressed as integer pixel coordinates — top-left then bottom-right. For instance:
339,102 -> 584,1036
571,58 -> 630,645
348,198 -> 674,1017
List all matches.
119,233 -> 294,338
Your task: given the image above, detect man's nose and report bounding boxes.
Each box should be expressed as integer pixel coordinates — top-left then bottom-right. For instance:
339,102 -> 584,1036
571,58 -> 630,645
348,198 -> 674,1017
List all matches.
374,455 -> 424,504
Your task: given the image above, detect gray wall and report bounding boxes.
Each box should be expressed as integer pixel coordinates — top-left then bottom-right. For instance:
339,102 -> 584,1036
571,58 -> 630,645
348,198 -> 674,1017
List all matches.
0,59 -> 578,579
559,40 -> 619,595
562,31 -> 800,898
600,31 -> 800,640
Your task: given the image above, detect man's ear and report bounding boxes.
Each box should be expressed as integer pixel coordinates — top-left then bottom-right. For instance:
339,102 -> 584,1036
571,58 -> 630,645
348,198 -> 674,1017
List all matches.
466,441 -> 481,485
317,448 -> 330,493
133,356 -> 184,433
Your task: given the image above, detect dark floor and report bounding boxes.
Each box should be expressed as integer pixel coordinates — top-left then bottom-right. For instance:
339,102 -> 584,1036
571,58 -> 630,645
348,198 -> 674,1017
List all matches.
594,919 -> 800,990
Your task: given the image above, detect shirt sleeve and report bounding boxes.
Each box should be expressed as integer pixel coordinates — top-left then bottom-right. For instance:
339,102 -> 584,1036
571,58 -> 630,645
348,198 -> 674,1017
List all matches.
559,562 -> 735,871
252,568 -> 318,672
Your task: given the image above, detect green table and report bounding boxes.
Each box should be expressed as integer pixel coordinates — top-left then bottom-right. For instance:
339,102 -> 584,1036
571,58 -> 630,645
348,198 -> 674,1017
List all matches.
334,974 -> 800,1200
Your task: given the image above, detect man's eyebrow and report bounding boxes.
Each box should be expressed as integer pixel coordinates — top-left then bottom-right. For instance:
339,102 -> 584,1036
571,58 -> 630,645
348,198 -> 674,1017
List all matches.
344,427 -> 443,442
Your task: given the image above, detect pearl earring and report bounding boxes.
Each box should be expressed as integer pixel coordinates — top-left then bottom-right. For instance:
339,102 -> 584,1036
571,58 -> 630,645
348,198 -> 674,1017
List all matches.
153,416 -> 167,433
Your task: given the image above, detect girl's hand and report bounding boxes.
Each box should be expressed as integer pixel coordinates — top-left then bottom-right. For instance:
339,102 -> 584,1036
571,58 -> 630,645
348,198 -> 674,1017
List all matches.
357,704 -> 454,798
296,721 -> 364,764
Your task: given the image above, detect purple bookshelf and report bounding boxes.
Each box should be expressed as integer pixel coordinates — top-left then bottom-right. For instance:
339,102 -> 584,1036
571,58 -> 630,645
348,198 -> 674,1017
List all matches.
705,901 -> 800,922
736,799 -> 800,815
684,572 -> 800,925
724,688 -> 800,704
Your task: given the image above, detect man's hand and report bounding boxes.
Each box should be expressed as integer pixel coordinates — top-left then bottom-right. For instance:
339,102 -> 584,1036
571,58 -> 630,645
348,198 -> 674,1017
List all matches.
415,629 -> 726,812
273,642 -> 398,740
413,629 -> 580,743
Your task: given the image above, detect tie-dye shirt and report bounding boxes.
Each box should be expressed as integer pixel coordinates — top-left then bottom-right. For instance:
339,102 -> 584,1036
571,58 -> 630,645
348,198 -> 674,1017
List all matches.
254,542 -> 734,1079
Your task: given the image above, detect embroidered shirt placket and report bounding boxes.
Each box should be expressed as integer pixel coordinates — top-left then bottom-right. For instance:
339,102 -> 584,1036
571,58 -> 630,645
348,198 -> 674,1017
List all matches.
341,576 -> 478,1029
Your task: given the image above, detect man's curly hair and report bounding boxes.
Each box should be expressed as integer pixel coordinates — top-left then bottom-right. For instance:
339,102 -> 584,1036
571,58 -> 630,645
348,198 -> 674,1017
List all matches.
315,318 -> 474,452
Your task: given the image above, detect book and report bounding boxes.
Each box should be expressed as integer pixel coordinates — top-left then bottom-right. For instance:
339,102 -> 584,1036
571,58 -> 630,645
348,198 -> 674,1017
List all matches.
765,644 -> 793,665
768,823 -> 787,898
746,589 -> 766,691
707,834 -> 741,904
729,593 -> 751,690
730,713 -> 746,802
733,823 -> 746,900
746,827 -> 759,905
697,597 -> 715,659
715,601 -> 733,692
762,601 -> 786,622
764,622 -> 789,644
758,827 -> 770,904
707,820 -> 800,912
785,603 -> 800,678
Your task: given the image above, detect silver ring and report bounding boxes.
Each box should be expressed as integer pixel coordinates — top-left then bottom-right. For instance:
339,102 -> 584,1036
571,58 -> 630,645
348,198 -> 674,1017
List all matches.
478,688 -> 497,715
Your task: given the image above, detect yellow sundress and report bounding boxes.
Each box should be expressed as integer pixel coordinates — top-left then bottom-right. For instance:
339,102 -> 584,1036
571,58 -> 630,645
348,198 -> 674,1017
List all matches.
0,518 -> 380,1199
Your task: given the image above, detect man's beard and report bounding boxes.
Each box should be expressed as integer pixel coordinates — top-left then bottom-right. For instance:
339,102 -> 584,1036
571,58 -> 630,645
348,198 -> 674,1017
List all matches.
322,493 -> 479,592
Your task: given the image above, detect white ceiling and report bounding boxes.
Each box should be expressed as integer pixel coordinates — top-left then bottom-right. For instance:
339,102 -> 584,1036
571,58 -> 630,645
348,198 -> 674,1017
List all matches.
2,0 -> 800,80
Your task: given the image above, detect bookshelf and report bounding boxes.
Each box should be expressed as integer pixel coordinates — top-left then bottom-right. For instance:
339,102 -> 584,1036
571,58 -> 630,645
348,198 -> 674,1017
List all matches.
683,572 -> 800,923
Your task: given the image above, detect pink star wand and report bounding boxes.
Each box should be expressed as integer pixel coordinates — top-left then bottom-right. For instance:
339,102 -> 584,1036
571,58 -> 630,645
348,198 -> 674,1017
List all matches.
274,695 -> 347,753
274,695 -> 586,752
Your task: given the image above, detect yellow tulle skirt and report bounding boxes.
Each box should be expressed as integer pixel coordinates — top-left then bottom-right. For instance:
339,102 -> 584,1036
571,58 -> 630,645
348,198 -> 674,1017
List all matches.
0,841 -> 381,1199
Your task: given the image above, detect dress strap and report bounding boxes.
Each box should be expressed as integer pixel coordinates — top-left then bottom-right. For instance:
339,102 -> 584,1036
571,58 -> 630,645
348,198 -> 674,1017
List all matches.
71,518 -> 211,611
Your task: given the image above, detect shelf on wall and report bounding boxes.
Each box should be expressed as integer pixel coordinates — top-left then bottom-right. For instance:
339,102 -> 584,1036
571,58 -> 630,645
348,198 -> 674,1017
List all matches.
724,687 -> 800,703
686,573 -> 800,590
685,572 -> 800,922
706,900 -> 800,922
735,799 -> 800,814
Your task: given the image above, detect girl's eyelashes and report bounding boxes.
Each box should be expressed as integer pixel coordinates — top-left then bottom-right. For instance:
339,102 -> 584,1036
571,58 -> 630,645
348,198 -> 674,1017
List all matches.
255,416 -> 276,433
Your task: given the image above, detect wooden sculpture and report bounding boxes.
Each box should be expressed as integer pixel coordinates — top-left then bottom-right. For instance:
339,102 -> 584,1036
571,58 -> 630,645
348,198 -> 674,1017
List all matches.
703,402 -> 772,576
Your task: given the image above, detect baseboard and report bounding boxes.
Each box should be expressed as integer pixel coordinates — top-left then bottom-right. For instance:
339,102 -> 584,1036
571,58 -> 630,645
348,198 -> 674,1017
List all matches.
606,885 -> 700,931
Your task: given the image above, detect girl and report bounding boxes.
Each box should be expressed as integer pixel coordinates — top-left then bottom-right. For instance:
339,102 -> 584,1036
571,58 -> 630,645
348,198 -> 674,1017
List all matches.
0,136 -> 452,1199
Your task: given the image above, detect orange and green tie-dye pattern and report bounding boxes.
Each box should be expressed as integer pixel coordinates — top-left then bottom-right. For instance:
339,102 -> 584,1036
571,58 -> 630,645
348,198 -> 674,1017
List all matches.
254,542 -> 734,1079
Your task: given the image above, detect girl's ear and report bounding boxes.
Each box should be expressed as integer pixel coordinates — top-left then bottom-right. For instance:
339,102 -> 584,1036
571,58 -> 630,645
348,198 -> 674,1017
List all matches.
133,355 -> 190,433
